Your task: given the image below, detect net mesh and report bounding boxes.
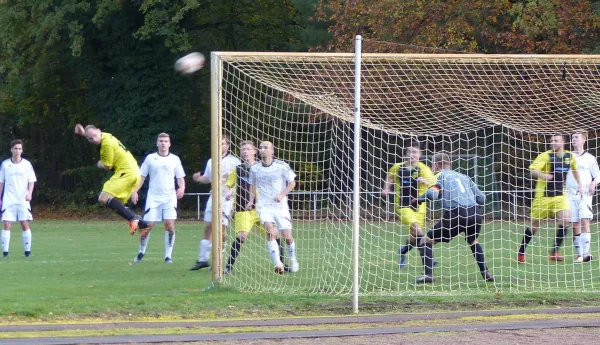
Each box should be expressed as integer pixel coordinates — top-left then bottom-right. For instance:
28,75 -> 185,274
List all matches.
216,53 -> 600,296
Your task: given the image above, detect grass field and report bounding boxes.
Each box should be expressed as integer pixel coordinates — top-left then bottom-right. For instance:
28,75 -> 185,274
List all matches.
2,220 -> 600,322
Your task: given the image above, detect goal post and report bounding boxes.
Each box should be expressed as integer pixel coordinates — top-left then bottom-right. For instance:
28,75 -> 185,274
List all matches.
210,47 -> 600,306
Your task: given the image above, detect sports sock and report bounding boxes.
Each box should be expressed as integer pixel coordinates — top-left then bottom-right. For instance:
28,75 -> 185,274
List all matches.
106,197 -> 136,221
266,240 -> 281,266
518,227 -> 533,255
1,230 -> 10,253
22,229 -> 31,252
276,238 -> 284,263
552,226 -> 568,254
165,230 -> 175,259
573,234 -> 582,257
469,242 -> 487,273
139,232 -> 151,254
581,232 -> 592,255
422,243 -> 434,277
287,240 -> 296,261
228,237 -> 243,266
199,239 -> 212,262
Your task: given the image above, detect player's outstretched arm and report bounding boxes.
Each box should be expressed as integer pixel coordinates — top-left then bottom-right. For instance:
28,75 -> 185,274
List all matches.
74,124 -> 85,136
381,173 -> 394,197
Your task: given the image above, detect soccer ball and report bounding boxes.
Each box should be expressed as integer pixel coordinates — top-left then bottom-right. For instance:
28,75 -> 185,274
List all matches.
174,52 -> 205,74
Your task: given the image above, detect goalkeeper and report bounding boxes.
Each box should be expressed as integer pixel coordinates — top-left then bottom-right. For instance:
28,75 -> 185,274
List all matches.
412,153 -> 494,284
382,144 -> 434,268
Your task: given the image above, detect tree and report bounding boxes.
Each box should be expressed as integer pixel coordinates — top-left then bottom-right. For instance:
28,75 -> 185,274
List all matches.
315,0 -> 600,54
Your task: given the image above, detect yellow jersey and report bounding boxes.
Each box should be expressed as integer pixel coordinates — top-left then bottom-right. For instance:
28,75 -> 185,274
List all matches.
100,133 -> 139,174
388,161 -> 434,208
529,150 -> 577,198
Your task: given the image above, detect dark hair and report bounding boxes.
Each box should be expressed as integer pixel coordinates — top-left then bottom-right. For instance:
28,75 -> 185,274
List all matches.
10,139 -> 23,148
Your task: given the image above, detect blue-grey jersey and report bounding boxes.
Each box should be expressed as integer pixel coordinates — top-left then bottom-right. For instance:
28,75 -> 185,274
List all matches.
418,169 -> 485,209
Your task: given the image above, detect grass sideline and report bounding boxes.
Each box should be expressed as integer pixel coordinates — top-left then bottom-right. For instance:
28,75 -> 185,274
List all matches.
1,220 -> 600,323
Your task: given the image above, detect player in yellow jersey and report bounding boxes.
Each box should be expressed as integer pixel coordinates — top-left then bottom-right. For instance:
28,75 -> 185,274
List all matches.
518,134 -> 585,263
382,144 -> 435,269
75,124 -> 150,235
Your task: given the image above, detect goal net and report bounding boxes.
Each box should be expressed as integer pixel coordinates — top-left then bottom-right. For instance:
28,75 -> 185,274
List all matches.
213,51 -> 600,297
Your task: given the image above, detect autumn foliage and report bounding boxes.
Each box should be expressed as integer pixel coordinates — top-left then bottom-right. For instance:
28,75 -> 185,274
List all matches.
315,0 -> 600,53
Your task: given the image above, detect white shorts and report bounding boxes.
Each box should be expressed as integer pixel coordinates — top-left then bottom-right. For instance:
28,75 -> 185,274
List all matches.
143,195 -> 177,222
569,196 -> 594,222
1,203 -> 33,222
203,195 -> 233,226
257,206 -> 292,230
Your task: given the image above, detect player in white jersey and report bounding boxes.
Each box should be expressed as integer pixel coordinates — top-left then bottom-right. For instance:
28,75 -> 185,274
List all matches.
567,130 -> 600,263
190,135 -> 241,270
131,133 -> 186,264
247,141 -> 299,274
0,140 -> 37,258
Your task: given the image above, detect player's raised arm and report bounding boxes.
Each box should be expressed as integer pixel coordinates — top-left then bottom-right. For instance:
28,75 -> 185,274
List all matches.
74,124 -> 85,136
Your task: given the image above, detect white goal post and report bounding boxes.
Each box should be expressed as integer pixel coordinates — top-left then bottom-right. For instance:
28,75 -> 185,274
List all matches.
210,38 -> 600,311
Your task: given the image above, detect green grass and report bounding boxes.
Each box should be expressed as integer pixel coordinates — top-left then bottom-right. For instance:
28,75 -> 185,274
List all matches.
1,220 -> 600,321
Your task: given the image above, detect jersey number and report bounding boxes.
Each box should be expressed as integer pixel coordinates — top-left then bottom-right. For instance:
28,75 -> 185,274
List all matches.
455,178 -> 466,193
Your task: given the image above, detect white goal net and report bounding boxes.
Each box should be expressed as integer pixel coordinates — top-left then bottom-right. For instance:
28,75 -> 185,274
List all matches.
212,50 -> 600,297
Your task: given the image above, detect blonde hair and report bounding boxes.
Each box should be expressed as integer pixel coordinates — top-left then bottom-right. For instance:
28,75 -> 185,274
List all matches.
239,140 -> 255,148
573,129 -> 588,141
157,132 -> 170,139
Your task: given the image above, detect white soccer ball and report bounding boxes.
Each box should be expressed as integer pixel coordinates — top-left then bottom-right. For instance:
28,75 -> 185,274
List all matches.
174,52 -> 205,74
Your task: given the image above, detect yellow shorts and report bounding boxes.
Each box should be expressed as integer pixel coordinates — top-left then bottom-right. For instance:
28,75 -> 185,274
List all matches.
396,204 -> 426,229
234,210 -> 266,235
102,171 -> 140,204
530,196 -> 568,220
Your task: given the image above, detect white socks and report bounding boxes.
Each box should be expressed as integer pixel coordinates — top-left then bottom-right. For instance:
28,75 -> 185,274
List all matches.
165,231 -> 175,259
574,235 -> 583,257
22,229 -> 31,252
581,232 -> 592,255
287,240 -> 296,261
266,240 -> 282,266
199,239 -> 212,262
139,232 -> 151,254
1,230 -> 10,253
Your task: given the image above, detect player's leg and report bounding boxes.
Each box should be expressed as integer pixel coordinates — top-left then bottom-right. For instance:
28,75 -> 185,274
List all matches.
549,197 -> 569,261
163,220 -> 175,263
191,197 -> 213,270
580,196 -> 594,262
464,207 -> 493,282
20,221 -> 32,257
275,209 -> 298,273
134,223 -> 154,263
397,206 -> 424,268
1,205 -> 16,257
16,204 -> 33,257
134,197 -> 162,263
264,219 -> 284,273
518,197 -> 545,262
101,173 -> 149,234
226,211 -> 253,274
417,211 -> 458,284
162,198 -> 177,263
570,198 -> 583,262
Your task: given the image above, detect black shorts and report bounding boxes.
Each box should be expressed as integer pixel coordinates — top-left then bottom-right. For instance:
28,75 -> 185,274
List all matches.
427,206 -> 482,244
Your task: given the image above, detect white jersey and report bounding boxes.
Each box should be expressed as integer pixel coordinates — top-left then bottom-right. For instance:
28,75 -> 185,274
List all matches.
567,151 -> 600,197
0,158 -> 37,206
140,152 -> 185,198
250,159 -> 296,209
202,153 -> 240,186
